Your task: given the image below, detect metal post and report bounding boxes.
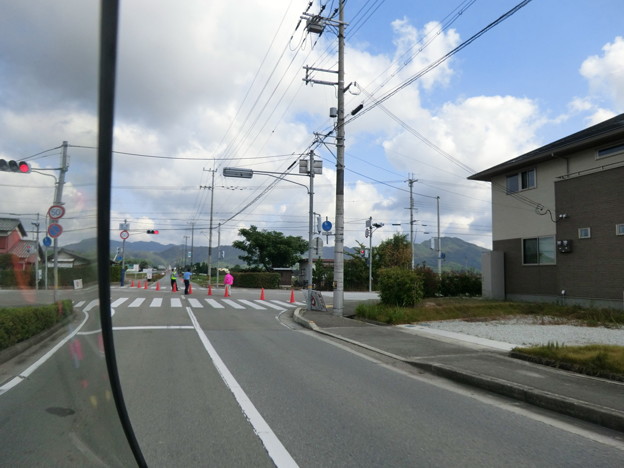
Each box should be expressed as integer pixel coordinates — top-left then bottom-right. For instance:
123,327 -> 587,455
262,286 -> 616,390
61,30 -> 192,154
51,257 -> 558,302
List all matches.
207,168 -> 215,287
408,176 -> 415,270
32,216 -> 40,290
437,196 -> 442,277
368,217 -> 373,292
333,0 -> 346,316
52,141 -> 69,299
216,223 -> 221,287
307,151 -> 315,311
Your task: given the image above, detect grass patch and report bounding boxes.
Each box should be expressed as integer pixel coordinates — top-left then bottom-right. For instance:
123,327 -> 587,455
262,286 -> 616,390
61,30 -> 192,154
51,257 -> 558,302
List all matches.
355,297 -> 624,379
513,343 -> 624,380
355,297 -> 624,327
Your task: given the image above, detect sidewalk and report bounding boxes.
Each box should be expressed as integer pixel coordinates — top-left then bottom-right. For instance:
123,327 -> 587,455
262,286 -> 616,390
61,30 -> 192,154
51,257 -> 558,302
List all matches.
293,307 -> 624,433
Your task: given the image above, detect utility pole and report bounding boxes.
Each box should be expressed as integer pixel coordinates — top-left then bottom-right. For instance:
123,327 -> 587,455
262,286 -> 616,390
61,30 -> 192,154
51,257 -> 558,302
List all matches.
216,223 -> 221,287
301,0 -> 347,316
52,141 -> 69,299
334,0 -> 346,316
183,235 -> 189,268
437,196 -> 442,277
32,215 -> 40,290
407,175 -> 417,270
201,167 -> 216,287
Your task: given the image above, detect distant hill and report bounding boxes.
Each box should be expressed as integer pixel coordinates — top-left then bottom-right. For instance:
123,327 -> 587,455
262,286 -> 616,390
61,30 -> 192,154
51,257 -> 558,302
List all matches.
62,236 -> 489,271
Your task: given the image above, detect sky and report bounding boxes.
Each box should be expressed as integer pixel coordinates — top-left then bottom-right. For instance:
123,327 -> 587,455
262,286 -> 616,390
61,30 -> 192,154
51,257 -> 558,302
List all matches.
1,0 -> 623,258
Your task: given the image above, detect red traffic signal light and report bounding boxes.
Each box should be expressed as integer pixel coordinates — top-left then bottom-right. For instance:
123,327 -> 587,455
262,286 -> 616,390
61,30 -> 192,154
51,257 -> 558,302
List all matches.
0,159 -> 31,173
146,229 -> 159,234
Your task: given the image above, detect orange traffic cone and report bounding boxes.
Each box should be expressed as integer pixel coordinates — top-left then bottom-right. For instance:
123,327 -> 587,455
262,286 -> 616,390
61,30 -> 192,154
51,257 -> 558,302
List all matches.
137,281 -> 142,288
260,288 -> 265,300
130,280 -> 134,287
224,285 -> 230,297
156,282 -> 160,291
208,285 -> 212,296
289,289 -> 295,303
173,282 -> 177,292
189,283 -> 193,294
144,281 -> 148,289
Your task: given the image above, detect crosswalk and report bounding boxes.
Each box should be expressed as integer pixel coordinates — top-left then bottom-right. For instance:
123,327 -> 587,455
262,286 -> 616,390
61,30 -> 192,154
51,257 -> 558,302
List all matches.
75,297 -> 306,311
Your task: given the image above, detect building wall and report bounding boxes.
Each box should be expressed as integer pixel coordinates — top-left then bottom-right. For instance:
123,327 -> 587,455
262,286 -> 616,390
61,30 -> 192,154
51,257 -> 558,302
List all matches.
494,238 -> 558,297
555,165 -> 624,300
491,157 -> 565,241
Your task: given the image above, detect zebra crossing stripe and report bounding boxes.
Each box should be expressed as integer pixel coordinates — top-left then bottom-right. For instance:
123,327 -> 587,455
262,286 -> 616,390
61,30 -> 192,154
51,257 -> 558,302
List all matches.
74,300 -> 86,308
238,299 -> 266,310
205,298 -> 224,309
111,298 -> 128,308
171,298 -> 183,308
260,301 -> 287,310
187,298 -> 203,308
150,298 -> 162,307
222,299 -> 245,309
269,300 -> 300,308
129,298 -> 145,308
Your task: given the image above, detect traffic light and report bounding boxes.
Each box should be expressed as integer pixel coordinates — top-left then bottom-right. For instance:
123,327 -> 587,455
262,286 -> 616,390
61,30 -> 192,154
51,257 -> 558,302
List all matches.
146,229 -> 159,234
0,159 -> 31,173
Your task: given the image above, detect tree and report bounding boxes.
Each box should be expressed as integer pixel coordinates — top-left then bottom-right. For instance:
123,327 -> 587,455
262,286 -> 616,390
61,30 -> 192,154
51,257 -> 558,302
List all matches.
376,233 -> 412,270
233,225 -> 308,271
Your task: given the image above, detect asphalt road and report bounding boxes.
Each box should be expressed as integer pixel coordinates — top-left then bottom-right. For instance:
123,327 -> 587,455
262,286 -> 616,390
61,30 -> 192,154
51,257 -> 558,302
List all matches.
109,284 -> 624,467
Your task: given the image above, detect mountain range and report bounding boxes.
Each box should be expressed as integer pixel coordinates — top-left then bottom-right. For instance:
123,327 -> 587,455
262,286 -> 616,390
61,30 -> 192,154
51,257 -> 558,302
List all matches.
63,237 -> 489,272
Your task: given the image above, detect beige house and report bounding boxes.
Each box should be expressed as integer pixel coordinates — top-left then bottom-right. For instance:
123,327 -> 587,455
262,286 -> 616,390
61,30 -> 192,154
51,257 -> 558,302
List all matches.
469,113 -> 624,308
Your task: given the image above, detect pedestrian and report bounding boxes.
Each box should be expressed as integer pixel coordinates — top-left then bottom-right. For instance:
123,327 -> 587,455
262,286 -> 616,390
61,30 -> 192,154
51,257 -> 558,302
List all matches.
183,268 -> 192,295
224,270 -> 234,294
170,269 -> 177,291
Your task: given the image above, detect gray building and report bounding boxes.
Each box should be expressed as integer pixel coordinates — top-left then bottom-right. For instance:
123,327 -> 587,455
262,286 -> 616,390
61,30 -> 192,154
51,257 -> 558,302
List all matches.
469,113 -> 624,308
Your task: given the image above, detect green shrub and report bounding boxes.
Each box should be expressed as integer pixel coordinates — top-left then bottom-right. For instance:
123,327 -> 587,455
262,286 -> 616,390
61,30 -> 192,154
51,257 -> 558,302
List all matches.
415,264 -> 440,297
235,272 -> 280,289
377,267 -> 423,307
0,300 -> 73,351
440,270 -> 481,297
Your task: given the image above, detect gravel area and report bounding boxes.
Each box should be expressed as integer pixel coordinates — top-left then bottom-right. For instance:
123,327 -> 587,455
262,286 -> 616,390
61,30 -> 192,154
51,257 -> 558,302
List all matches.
417,316 -> 624,347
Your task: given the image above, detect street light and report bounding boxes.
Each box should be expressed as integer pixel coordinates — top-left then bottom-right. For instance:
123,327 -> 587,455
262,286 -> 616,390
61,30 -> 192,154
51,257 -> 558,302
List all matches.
223,154 -> 320,311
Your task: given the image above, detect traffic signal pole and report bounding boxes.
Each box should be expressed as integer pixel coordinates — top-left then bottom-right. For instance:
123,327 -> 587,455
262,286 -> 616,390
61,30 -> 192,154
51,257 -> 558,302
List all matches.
52,141 -> 69,299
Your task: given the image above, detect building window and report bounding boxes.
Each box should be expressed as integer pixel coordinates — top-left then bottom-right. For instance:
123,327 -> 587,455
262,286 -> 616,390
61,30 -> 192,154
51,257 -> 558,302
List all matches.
597,143 -> 624,160
523,236 -> 555,265
578,227 -> 591,239
506,168 -> 535,193
617,224 -> 624,236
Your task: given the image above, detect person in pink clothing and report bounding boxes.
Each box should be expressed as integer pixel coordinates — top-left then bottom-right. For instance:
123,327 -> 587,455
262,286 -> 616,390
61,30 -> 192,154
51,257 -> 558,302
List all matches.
224,271 -> 234,293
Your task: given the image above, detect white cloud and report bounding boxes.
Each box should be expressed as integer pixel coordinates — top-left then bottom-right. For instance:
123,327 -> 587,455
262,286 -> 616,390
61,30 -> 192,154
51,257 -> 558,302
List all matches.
580,36 -> 624,111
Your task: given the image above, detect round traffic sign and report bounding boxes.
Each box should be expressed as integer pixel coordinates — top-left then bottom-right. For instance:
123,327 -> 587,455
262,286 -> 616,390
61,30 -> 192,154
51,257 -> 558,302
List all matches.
48,223 -> 63,238
48,205 -> 65,220
120,230 -> 129,240
43,236 -> 52,247
322,220 -> 332,231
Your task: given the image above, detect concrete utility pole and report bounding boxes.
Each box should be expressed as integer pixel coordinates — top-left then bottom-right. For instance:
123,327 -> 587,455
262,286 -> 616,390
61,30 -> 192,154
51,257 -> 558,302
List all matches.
301,1 -> 346,315
407,175 -> 416,270
52,141 -> 69,298
436,196 -> 442,277
333,1 -> 346,316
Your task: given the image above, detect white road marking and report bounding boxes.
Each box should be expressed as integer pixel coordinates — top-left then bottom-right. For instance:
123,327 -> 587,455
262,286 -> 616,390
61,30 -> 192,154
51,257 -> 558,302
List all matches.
261,301 -> 287,311
222,299 -> 245,309
187,298 -> 203,308
111,297 -> 128,308
205,298 -> 225,309
238,299 -> 266,310
186,307 -> 298,467
270,300 -> 298,308
74,300 -> 85,308
171,298 -> 183,308
150,298 -> 163,307
129,298 -> 145,308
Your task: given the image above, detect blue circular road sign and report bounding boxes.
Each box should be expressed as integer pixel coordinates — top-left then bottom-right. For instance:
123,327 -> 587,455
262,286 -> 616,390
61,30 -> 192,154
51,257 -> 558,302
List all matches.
42,236 -> 52,247
322,220 -> 332,232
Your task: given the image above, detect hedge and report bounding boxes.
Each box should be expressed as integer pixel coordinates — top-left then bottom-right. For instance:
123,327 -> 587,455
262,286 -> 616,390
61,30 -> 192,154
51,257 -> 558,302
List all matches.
0,300 -> 73,351
234,272 -> 280,289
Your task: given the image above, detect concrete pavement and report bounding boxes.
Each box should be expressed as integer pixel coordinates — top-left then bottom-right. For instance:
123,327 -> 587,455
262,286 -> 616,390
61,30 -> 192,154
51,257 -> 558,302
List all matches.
293,305 -> 624,433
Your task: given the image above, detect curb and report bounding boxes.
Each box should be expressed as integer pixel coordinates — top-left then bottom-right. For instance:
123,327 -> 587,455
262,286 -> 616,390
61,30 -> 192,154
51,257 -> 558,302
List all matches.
293,308 -> 624,433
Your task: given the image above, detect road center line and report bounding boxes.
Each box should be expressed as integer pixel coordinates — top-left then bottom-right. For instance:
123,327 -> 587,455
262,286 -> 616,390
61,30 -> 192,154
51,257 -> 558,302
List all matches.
186,307 -> 298,468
